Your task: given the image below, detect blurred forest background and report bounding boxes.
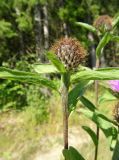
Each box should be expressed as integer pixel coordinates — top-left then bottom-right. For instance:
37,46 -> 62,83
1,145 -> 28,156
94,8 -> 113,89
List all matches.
0,0 -> 119,160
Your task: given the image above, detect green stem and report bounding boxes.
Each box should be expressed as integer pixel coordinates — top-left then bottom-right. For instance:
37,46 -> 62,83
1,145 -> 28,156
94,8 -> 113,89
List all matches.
94,124 -> 99,160
112,127 -> 119,160
61,72 -> 70,150
94,59 -> 100,160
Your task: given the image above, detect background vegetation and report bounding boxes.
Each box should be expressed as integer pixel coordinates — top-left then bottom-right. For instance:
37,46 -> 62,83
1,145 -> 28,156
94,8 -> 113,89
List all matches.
0,0 -> 119,160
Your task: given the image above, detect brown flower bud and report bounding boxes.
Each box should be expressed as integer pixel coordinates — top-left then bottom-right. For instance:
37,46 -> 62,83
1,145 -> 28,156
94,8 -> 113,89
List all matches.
93,15 -> 112,33
113,102 -> 119,123
50,37 -> 86,70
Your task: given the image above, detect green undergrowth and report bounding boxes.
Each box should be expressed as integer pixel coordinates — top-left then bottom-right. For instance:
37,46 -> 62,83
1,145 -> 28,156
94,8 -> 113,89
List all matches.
0,87 -> 117,160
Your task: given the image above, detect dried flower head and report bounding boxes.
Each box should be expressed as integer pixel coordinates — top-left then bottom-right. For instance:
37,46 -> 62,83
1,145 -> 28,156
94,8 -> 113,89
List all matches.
113,102 -> 119,123
93,15 -> 112,32
50,37 -> 86,70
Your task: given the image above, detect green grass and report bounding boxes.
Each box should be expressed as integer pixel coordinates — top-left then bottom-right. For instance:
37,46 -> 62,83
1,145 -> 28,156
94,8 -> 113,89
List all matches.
79,131 -> 112,160
0,88 -> 118,160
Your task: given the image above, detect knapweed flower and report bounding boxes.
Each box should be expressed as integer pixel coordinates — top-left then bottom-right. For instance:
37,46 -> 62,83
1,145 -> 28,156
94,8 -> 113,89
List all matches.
108,80 -> 119,99
93,15 -> 112,33
108,80 -> 119,92
51,37 -> 86,70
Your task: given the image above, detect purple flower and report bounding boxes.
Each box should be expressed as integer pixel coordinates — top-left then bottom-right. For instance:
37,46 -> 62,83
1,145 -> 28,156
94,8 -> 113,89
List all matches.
108,80 -> 119,92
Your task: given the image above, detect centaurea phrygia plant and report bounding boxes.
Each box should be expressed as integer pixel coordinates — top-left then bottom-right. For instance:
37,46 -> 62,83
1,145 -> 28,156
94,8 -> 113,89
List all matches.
93,14 -> 113,160
76,13 -> 119,160
93,15 -> 112,34
51,37 -> 86,150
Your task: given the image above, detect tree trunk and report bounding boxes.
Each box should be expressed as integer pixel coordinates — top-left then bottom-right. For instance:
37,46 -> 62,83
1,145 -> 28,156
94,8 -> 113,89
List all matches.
34,4 -> 43,61
19,32 -> 25,55
15,8 -> 25,55
63,22 -> 68,38
60,0 -> 69,37
43,3 -> 49,50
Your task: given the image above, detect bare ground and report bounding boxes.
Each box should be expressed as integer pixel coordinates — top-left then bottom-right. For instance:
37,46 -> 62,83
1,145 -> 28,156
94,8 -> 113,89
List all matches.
34,126 -> 91,160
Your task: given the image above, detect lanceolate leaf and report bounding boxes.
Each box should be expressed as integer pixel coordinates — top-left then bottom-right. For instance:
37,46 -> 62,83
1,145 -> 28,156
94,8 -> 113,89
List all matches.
98,91 -> 117,105
68,81 -> 92,113
71,68 -> 119,83
80,108 -> 118,144
96,32 -> 111,58
32,63 -> 59,74
80,96 -> 117,125
97,67 -> 119,71
80,96 -> 96,111
112,16 -> 119,28
82,126 -> 98,146
75,22 -> 97,33
63,146 -> 85,160
47,51 -> 66,73
0,67 -> 57,90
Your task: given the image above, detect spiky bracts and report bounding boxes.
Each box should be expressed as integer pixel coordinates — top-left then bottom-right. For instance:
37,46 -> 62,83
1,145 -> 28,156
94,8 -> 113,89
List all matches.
113,102 -> 119,123
51,37 -> 86,70
93,15 -> 112,33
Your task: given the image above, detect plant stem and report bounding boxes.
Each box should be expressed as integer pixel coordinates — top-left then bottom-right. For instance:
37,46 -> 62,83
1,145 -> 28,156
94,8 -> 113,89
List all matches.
94,126 -> 99,160
61,72 -> 70,150
94,80 -> 99,160
94,59 -> 100,160
112,127 -> 119,160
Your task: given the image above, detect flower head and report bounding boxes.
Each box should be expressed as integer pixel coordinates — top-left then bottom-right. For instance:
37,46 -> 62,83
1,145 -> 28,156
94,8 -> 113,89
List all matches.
51,37 -> 86,70
93,15 -> 112,33
108,80 -> 119,92
113,102 -> 119,123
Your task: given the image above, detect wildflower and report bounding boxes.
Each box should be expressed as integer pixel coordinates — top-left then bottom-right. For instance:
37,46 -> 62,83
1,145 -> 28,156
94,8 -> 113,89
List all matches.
93,15 -> 112,33
108,80 -> 119,92
51,37 -> 86,70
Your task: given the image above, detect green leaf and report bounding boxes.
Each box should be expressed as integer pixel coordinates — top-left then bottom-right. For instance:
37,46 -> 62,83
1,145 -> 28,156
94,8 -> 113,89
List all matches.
0,67 -> 57,90
0,20 -> 17,38
63,146 -> 85,160
71,68 -> 119,83
98,91 -> 117,105
110,127 -> 118,151
16,12 -> 32,31
96,32 -> 111,58
80,108 -> 118,142
75,22 -> 97,33
80,96 -> 96,111
32,64 -> 59,74
97,67 -> 119,71
82,126 -> 98,146
112,139 -> 119,160
68,81 -> 92,113
80,109 -> 110,129
29,0 -> 36,6
47,52 -> 66,73
80,97 -> 117,125
112,16 -> 119,28
111,36 -> 119,42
